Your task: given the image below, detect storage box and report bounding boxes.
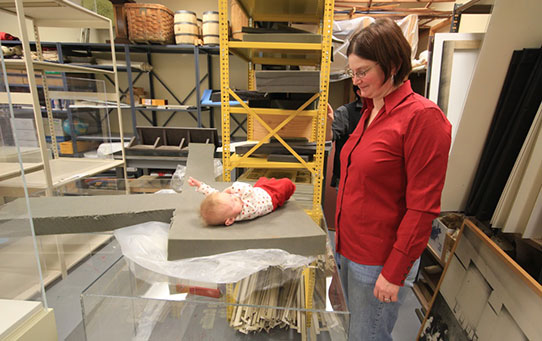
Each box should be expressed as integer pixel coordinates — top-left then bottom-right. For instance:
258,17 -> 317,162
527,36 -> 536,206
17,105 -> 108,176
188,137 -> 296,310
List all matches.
13,118 -> 35,130
428,217 -> 454,261
42,118 -> 63,135
5,69 -> 63,87
59,141 -> 98,154
141,98 -> 168,106
124,87 -> 146,105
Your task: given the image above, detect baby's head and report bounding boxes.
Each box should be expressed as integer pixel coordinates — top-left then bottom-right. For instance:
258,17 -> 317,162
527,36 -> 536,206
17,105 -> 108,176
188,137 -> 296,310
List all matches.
200,191 -> 243,226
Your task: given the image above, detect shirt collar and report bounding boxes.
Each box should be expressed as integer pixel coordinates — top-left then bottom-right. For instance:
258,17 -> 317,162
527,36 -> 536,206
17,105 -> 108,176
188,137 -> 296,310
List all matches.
364,80 -> 414,114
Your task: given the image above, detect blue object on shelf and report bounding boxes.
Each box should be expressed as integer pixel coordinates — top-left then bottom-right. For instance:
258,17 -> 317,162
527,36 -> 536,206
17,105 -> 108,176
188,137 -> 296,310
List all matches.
63,118 -> 89,136
201,89 -> 243,107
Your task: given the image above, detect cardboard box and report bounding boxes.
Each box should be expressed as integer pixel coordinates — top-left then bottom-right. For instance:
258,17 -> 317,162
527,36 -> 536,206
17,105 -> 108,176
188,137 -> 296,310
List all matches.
6,69 -> 27,85
42,118 -> 64,138
5,69 -> 63,87
429,217 -> 454,261
59,141 -> 98,154
13,118 -> 35,130
124,87 -> 146,105
141,98 -> 168,106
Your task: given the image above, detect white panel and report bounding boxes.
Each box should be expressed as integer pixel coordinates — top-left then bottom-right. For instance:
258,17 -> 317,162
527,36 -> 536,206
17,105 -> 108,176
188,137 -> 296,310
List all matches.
441,0 -> 542,211
492,103 -> 542,230
523,188 -> 542,239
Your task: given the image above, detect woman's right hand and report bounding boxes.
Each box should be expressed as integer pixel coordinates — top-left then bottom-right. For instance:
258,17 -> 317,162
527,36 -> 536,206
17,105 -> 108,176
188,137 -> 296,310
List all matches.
327,103 -> 334,122
187,177 -> 201,188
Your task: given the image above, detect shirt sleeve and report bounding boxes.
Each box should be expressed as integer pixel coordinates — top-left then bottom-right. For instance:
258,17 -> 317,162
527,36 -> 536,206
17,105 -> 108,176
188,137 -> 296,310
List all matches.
331,105 -> 350,142
196,182 -> 218,196
232,182 -> 256,199
381,107 -> 451,286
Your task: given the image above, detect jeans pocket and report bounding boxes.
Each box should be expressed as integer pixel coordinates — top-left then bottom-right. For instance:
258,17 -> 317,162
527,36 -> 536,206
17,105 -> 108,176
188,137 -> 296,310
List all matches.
349,261 -> 383,285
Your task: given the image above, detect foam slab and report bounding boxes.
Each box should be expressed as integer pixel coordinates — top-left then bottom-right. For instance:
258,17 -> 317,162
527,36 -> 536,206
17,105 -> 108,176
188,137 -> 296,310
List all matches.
168,182 -> 327,260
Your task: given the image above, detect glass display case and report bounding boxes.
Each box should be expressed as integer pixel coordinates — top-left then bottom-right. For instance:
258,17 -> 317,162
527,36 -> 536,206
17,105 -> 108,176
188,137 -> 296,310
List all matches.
0,45 -> 58,340
81,242 -> 349,340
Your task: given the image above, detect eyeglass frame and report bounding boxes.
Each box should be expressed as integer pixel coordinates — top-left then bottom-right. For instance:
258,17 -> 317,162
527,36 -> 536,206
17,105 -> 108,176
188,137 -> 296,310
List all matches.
346,63 -> 378,79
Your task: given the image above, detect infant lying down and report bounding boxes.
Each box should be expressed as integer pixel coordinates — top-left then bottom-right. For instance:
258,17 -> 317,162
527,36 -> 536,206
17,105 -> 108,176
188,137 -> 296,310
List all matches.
188,176 -> 296,226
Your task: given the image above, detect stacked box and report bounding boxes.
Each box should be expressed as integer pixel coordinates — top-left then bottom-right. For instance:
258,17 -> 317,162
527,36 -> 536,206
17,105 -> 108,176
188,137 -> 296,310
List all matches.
13,118 -> 39,147
42,118 -> 66,142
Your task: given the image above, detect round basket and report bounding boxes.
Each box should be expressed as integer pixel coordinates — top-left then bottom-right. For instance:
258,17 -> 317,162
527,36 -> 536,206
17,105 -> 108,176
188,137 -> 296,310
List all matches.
125,3 -> 174,44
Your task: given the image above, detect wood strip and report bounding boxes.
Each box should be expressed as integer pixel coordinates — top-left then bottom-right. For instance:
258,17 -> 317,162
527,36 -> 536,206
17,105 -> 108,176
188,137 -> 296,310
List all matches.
416,219 -> 466,339
0,92 -> 33,104
335,0 -> 452,3
429,17 -> 452,36
464,219 -> 542,296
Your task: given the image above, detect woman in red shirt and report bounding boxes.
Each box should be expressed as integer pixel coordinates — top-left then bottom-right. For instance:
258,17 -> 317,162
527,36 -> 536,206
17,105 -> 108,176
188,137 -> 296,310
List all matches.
335,18 -> 451,340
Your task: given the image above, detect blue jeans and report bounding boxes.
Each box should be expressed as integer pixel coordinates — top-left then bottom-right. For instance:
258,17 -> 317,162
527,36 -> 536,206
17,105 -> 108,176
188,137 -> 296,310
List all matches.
339,254 -> 420,340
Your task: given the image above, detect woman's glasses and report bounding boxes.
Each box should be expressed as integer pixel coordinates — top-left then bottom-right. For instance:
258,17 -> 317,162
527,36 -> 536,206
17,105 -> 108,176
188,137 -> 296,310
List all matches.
346,63 -> 378,79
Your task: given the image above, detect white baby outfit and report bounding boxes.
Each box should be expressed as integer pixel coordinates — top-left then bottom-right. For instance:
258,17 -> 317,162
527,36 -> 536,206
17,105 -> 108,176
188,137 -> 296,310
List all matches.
197,182 -> 273,221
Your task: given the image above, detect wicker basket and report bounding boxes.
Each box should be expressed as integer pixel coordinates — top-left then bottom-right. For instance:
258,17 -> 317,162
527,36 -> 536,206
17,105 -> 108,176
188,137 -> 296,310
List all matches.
125,3 -> 174,44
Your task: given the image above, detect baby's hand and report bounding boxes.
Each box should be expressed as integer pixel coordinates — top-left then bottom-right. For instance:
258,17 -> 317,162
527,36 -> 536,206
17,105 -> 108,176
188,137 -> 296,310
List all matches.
187,177 -> 201,188
223,187 -> 233,194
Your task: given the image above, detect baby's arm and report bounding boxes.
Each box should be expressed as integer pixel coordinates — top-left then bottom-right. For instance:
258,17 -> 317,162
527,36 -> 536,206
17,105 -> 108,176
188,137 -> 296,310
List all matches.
188,177 -> 218,196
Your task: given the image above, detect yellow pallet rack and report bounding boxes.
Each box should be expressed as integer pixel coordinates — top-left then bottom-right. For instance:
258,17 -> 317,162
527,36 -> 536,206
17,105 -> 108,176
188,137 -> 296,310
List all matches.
218,0 -> 334,223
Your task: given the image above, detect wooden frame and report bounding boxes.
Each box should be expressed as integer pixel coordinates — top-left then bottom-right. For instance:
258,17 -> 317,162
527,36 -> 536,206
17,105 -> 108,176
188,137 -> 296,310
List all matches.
417,218 -> 542,340
428,33 -> 483,144
437,40 -> 482,116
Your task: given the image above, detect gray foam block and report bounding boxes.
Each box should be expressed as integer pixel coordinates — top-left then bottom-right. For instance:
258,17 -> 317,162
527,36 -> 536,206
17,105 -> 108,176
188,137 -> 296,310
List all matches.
0,194 -> 181,236
168,182 -> 326,260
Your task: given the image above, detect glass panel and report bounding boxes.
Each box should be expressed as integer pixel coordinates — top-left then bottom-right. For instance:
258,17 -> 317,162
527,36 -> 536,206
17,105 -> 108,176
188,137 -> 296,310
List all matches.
81,243 -> 349,340
0,48 -> 46,306
47,76 -> 115,159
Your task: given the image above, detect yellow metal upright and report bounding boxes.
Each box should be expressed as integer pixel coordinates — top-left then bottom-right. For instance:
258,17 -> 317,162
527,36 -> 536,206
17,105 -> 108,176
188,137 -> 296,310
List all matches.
219,0 -> 232,181
219,0 -> 335,221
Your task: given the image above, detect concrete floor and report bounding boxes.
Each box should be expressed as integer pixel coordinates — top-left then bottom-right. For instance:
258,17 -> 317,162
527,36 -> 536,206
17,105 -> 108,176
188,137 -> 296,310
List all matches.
46,233 -> 421,340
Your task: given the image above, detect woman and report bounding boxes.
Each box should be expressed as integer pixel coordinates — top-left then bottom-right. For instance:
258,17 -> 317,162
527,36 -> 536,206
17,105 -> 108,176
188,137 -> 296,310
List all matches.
334,18 -> 451,340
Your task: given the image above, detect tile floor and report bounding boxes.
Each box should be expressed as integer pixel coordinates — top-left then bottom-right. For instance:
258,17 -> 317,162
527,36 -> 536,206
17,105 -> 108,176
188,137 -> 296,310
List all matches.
46,233 -> 421,340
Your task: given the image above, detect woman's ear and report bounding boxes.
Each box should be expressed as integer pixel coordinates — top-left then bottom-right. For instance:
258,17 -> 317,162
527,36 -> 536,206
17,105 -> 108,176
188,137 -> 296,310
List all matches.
225,217 -> 235,226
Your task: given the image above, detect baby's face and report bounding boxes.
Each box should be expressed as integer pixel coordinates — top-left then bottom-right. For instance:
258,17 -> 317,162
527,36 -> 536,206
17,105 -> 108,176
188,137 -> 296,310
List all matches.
216,192 -> 243,225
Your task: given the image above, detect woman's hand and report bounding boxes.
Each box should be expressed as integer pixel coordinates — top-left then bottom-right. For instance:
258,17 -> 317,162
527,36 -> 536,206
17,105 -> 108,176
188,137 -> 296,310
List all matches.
327,103 -> 334,122
374,273 -> 400,303
187,177 -> 201,188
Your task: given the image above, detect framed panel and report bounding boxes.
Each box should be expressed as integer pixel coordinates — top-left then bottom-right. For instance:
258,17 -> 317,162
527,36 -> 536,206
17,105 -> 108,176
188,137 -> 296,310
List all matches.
418,218 -> 542,341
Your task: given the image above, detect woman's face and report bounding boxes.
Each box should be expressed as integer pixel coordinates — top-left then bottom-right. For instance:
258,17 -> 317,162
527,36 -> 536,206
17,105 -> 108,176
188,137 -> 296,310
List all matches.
348,54 -> 394,100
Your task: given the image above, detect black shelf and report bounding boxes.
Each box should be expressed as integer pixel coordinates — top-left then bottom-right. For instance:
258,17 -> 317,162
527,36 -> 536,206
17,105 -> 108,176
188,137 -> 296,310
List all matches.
2,40 -> 218,145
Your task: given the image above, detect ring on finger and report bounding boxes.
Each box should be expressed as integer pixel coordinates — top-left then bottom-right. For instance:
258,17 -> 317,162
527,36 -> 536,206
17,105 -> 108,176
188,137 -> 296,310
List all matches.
384,297 -> 391,303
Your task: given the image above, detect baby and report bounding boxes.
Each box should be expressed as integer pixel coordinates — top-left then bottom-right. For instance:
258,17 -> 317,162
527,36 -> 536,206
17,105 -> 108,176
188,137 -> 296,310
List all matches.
188,176 -> 296,226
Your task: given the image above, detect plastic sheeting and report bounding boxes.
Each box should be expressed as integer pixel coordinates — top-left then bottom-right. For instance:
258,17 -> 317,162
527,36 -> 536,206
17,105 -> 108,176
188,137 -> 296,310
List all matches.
113,221 -> 316,284
331,15 -> 419,81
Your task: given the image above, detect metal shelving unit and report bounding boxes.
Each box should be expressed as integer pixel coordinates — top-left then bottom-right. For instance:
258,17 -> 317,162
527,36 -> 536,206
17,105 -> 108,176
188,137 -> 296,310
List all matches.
1,40 -> 220,144
219,0 -> 334,222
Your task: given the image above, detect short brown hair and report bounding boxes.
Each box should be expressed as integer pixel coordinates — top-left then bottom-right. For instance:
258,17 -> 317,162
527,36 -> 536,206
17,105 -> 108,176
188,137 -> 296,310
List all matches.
347,18 -> 412,86
200,192 -> 227,226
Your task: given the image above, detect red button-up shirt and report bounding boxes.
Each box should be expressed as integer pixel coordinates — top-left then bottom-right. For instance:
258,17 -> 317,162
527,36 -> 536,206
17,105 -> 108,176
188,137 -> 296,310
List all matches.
335,81 -> 451,286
